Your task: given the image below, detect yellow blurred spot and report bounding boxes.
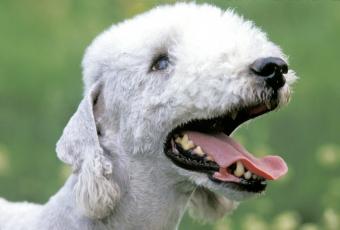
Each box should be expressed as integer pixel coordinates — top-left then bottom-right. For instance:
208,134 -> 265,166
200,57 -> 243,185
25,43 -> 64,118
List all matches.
254,198 -> 274,215
214,217 -> 232,230
271,211 -> 300,230
299,223 -> 320,230
0,145 -> 10,175
59,164 -> 72,181
323,209 -> 339,230
322,178 -> 340,207
242,214 -> 269,230
316,144 -> 340,167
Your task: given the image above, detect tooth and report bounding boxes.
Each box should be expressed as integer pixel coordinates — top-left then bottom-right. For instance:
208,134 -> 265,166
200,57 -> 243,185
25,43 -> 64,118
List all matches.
234,161 -> 245,177
231,111 -> 237,120
193,146 -> 205,156
175,134 -> 195,150
182,134 -> 189,143
184,140 -> 195,150
244,171 -> 252,180
206,155 -> 214,161
175,137 -> 182,144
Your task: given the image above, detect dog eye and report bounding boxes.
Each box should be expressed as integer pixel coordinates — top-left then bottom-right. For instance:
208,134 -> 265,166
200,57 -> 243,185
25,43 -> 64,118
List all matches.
150,55 -> 169,71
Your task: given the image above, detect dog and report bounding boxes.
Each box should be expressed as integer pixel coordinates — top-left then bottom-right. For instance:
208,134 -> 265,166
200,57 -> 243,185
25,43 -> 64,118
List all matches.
0,3 -> 297,230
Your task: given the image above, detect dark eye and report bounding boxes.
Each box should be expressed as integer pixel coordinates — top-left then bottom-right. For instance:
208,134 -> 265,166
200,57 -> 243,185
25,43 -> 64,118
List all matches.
151,55 -> 169,71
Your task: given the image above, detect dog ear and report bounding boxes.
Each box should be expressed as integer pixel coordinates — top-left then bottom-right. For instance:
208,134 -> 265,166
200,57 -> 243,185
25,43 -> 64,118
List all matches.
56,82 -> 120,219
188,187 -> 238,222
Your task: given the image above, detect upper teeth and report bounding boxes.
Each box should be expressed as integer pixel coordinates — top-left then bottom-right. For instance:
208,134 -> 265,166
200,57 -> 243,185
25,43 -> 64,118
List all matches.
174,135 -> 214,161
175,134 -> 195,150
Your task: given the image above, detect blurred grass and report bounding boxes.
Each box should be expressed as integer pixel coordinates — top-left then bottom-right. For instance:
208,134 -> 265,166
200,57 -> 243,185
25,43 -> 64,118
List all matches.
0,0 -> 339,229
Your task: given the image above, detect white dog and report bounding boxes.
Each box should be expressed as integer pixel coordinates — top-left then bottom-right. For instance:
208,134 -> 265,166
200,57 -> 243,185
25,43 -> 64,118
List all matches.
0,3 -> 296,230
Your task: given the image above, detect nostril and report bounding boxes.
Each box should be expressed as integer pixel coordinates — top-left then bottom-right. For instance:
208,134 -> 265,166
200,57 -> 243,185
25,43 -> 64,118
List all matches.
250,57 -> 288,77
250,57 -> 288,90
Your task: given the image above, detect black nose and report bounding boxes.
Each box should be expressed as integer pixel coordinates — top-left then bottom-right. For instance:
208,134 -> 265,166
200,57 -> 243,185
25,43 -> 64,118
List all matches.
250,57 -> 288,90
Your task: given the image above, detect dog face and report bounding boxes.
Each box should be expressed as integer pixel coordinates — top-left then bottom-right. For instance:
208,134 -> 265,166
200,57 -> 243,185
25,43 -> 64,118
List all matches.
57,3 -> 297,218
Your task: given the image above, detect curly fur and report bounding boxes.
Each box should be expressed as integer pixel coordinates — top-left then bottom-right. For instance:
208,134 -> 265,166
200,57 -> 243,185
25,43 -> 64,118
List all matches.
188,187 -> 238,222
74,152 -> 120,219
0,3 -> 296,230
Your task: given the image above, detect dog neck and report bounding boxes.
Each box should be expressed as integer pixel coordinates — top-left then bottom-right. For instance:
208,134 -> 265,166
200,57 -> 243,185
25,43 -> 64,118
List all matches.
107,155 -> 196,230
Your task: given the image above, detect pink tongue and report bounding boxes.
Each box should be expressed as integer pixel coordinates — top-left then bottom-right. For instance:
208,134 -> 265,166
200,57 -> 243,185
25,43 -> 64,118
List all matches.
186,131 -> 288,180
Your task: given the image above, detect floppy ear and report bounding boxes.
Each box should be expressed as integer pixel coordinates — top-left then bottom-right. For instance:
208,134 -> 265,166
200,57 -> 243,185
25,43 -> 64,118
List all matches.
56,82 -> 120,219
188,187 -> 238,222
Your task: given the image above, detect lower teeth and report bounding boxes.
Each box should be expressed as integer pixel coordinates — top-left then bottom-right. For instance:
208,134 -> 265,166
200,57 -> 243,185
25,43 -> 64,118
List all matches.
244,171 -> 252,179
228,162 -> 263,181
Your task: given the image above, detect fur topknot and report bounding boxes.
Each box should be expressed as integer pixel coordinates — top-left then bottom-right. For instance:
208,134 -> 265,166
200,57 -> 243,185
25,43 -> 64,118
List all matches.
82,3 -> 274,94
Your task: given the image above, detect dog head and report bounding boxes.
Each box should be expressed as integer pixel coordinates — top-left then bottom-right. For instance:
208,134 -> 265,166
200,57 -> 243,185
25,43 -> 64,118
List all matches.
56,3 -> 297,220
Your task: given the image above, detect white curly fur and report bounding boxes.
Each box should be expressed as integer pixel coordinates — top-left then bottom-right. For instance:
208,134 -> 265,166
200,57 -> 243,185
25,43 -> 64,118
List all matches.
74,152 -> 120,219
0,3 -> 296,230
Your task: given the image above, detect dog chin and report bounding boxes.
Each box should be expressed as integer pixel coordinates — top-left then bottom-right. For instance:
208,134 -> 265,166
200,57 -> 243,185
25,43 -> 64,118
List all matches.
178,167 -> 260,202
199,177 -> 260,202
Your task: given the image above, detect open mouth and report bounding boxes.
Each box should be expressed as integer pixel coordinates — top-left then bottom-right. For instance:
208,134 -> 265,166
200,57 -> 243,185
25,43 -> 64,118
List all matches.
164,101 -> 288,193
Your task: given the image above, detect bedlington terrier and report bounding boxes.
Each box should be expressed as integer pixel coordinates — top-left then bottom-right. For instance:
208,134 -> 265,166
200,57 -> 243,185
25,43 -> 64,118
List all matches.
0,3 -> 297,230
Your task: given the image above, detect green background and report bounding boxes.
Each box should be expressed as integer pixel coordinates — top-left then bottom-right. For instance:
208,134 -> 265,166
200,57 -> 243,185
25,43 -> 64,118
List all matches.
0,0 -> 339,229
